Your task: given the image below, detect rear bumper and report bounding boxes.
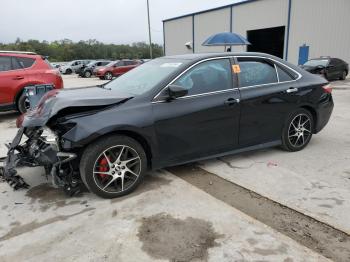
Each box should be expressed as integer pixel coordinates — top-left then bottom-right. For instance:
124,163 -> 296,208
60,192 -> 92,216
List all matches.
315,94 -> 334,133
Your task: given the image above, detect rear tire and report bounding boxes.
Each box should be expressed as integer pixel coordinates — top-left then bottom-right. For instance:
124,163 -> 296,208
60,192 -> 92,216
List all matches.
17,93 -> 29,114
80,135 -> 147,199
281,109 -> 313,152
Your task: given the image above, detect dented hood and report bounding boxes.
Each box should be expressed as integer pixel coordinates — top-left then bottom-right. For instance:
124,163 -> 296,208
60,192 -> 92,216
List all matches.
20,86 -> 132,127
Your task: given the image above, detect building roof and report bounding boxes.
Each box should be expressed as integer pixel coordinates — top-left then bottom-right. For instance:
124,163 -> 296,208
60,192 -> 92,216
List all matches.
163,0 -> 260,22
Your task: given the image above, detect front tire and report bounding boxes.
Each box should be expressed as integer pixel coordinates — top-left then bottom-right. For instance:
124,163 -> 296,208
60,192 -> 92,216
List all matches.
65,69 -> 72,75
340,70 -> 347,80
281,109 -> 313,152
84,70 -> 92,78
80,135 -> 147,198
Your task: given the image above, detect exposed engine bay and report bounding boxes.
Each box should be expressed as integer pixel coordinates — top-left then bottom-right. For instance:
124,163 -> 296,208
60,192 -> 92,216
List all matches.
0,127 -> 81,196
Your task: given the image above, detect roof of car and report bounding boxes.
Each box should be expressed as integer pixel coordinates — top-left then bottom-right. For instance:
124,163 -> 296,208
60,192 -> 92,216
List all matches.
0,50 -> 37,55
164,52 -> 279,60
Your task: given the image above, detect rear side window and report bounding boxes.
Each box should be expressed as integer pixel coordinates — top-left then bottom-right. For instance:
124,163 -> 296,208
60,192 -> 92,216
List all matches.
173,59 -> 232,96
276,64 -> 296,82
237,57 -> 278,87
11,57 -> 23,70
0,56 -> 12,72
17,57 -> 35,68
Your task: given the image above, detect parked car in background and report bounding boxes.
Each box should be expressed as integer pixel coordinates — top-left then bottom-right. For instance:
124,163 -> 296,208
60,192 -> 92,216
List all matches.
8,52 -> 333,198
51,62 -> 66,69
0,51 -> 63,113
301,57 -> 348,81
77,60 -> 111,78
94,59 -> 141,80
59,60 -> 91,74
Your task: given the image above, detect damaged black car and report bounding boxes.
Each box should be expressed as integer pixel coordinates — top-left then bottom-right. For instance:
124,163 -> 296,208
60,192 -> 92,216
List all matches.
0,53 -> 334,198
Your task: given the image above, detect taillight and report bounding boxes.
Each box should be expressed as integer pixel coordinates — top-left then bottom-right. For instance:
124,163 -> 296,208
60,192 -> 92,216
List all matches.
322,84 -> 332,94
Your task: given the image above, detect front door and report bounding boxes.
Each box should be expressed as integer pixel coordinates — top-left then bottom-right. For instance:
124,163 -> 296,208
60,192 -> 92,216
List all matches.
152,58 -> 241,166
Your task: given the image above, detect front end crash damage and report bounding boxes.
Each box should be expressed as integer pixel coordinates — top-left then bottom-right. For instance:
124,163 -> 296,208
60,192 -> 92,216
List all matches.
0,127 -> 81,195
0,86 -> 133,195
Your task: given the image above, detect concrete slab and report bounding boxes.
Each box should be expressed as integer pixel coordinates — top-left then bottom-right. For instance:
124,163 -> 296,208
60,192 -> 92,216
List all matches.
200,85 -> 350,234
0,169 -> 328,262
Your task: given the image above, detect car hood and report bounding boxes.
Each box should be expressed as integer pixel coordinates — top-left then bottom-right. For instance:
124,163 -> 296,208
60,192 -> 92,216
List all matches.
19,86 -> 133,127
300,65 -> 322,73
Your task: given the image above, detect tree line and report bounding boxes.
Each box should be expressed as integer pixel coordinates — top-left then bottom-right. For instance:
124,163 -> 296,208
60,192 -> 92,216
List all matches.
0,38 -> 163,62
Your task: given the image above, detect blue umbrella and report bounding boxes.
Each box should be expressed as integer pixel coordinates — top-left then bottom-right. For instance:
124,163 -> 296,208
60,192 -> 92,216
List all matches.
202,32 -> 251,47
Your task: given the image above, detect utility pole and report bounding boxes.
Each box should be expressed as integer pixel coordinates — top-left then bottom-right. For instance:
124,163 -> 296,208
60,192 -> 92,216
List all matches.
146,0 -> 153,59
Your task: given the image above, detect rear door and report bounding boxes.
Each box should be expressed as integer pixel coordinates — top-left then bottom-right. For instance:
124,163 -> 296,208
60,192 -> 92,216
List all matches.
152,58 -> 241,166
234,56 -> 301,147
0,56 -> 27,105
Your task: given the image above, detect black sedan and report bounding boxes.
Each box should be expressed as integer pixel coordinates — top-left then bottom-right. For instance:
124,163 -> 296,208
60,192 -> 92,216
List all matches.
2,52 -> 334,198
301,57 -> 348,81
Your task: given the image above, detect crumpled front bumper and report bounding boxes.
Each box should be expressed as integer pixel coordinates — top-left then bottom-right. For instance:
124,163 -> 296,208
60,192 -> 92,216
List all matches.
0,128 -> 29,189
0,127 -> 80,195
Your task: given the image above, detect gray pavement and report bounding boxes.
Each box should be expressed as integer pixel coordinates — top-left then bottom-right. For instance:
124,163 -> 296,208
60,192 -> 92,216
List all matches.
0,74 -> 349,261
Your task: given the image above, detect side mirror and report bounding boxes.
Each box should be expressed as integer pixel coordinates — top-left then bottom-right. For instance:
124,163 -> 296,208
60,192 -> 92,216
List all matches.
167,85 -> 188,100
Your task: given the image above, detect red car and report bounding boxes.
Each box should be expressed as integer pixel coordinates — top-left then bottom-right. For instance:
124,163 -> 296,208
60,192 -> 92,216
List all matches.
94,60 -> 141,80
0,51 -> 63,113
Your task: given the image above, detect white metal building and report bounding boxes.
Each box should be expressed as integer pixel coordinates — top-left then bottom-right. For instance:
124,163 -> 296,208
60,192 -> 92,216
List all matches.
163,0 -> 350,65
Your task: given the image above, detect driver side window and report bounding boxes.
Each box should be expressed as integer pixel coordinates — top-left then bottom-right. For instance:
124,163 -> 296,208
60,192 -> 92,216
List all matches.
173,59 -> 232,96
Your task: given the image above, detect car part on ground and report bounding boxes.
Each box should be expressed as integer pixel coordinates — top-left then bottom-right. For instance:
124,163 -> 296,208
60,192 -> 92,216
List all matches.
300,57 -> 348,81
0,51 -> 63,113
0,52 -> 334,198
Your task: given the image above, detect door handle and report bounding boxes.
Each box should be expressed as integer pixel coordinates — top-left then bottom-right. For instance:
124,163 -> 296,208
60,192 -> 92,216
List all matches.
224,98 -> 240,105
13,76 -> 24,80
286,87 -> 298,93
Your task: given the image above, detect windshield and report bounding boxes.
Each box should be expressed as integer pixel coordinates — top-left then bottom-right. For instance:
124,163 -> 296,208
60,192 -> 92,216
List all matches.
304,59 -> 329,67
104,58 -> 187,95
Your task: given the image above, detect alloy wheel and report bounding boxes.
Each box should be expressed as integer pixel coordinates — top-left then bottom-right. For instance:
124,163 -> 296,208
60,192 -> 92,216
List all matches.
288,113 -> 312,148
105,72 -> 113,80
92,145 -> 141,193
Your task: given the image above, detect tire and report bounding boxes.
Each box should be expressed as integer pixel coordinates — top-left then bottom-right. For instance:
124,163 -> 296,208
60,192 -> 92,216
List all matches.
281,109 -> 313,152
340,70 -> 347,80
17,93 -> 30,114
104,72 -> 113,80
84,70 -> 92,78
66,69 -> 72,75
80,135 -> 148,198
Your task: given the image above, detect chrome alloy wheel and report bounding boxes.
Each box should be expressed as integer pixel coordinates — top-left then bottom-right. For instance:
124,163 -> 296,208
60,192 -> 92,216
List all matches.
93,145 -> 141,193
288,114 -> 312,148
105,72 -> 113,80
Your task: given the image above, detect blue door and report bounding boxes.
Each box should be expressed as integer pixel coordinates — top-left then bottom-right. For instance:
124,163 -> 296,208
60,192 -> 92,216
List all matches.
298,44 -> 309,65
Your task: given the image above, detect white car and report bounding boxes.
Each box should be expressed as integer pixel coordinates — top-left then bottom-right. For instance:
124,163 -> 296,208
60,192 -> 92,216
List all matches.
59,60 -> 91,74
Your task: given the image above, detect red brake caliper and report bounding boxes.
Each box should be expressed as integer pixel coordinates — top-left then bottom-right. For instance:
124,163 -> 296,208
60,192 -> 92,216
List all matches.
98,157 -> 109,179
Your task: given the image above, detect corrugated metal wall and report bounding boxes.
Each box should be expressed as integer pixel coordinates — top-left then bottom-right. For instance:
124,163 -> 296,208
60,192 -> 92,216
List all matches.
163,0 -> 350,65
194,8 -> 231,53
163,16 -> 193,56
232,0 -> 289,55
288,0 -> 350,64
